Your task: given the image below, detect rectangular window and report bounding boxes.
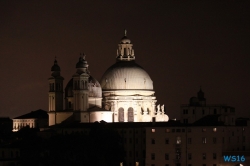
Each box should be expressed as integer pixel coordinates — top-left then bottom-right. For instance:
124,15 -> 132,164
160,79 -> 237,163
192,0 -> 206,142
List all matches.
165,138 -> 169,144
152,129 -> 155,133
202,128 -> 206,132
172,129 -> 175,132
202,137 -> 206,144
193,109 -> 195,114
188,153 -> 192,160
213,153 -> 216,160
165,153 -> 169,160
184,119 -> 188,124
151,153 -> 155,160
213,137 -> 217,144
176,137 -> 181,144
182,129 -> 185,132
213,128 -> 217,132
188,138 -> 192,144
176,129 -> 181,132
166,129 -> 170,133
202,109 -> 205,115
202,153 -> 206,160
188,128 -> 191,132
243,136 -> 245,142
151,139 -> 155,144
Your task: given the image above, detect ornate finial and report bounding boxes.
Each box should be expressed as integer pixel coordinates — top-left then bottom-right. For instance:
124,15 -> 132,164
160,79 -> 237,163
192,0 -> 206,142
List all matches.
54,56 -> 57,64
124,29 -> 127,36
83,53 -> 86,60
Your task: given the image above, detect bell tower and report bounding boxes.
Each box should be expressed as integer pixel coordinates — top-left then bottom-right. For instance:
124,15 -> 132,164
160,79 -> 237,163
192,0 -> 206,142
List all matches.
48,58 -> 64,125
72,53 -> 90,122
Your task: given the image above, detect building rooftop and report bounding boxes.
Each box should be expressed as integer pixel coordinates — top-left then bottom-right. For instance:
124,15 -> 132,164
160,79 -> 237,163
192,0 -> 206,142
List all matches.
13,109 -> 48,119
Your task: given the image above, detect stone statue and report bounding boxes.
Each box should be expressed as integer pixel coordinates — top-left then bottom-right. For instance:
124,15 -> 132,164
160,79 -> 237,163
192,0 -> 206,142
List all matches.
157,104 -> 160,112
161,104 -> 165,114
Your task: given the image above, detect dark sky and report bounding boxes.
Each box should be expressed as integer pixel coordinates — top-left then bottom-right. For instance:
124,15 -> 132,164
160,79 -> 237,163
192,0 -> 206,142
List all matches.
0,0 -> 249,119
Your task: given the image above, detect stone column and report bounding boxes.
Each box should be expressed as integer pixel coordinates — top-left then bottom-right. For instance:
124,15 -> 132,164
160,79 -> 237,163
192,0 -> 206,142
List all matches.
133,102 -> 138,122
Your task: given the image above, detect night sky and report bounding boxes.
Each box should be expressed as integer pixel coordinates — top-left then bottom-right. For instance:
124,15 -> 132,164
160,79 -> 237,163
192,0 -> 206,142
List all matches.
0,1 -> 249,119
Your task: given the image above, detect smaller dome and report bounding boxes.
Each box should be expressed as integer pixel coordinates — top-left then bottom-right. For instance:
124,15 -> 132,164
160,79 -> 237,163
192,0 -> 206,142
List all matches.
76,55 -> 88,68
51,60 -> 60,71
189,97 -> 199,106
65,76 -> 102,98
120,36 -> 131,44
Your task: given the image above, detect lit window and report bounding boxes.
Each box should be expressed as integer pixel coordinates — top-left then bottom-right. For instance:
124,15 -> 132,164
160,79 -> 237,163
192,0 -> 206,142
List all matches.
166,129 -> 170,133
152,129 -> 155,133
213,128 -> 217,132
202,128 -> 206,132
176,136 -> 181,144
202,137 -> 206,144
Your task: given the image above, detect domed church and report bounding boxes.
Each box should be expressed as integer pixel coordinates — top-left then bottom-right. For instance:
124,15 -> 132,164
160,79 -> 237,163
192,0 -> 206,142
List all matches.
48,31 -> 169,126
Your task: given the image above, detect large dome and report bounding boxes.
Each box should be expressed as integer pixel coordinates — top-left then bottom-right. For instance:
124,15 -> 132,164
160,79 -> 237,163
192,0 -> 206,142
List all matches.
100,61 -> 153,90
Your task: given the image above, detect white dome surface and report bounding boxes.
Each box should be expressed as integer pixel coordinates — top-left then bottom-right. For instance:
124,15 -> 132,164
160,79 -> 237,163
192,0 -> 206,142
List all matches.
100,61 -> 153,90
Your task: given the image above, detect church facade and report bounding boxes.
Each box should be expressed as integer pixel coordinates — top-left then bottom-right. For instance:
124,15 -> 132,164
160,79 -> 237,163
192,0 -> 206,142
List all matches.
48,32 -> 168,126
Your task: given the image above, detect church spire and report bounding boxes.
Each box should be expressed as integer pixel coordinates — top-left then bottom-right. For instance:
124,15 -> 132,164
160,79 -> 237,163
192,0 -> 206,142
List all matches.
116,30 -> 135,61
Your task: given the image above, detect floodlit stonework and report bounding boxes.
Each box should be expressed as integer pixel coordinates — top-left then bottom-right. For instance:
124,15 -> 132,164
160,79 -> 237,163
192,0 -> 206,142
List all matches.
48,31 -> 169,125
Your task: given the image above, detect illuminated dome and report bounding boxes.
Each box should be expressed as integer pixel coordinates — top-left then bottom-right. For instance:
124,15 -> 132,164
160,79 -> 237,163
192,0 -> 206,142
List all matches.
100,60 -> 153,90
101,30 -> 153,90
120,36 -> 131,44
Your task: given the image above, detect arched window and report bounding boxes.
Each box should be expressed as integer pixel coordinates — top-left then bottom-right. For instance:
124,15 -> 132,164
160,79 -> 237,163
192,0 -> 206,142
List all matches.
128,107 -> 134,122
118,108 -> 124,122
